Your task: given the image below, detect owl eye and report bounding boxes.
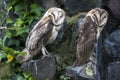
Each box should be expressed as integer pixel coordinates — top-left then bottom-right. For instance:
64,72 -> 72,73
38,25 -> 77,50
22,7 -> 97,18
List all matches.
59,14 -> 63,18
51,12 -> 56,19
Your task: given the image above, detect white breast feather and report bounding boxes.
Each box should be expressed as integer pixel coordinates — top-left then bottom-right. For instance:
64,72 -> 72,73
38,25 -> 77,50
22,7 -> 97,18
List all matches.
47,26 -> 61,44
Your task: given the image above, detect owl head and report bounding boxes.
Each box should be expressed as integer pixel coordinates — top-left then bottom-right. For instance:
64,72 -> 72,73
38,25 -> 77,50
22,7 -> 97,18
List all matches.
86,8 -> 108,27
86,8 -> 108,39
42,7 -> 65,26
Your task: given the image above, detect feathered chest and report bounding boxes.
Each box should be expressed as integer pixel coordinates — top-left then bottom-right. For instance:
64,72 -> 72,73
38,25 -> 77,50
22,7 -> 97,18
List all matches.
47,25 -> 62,44
77,17 -> 97,44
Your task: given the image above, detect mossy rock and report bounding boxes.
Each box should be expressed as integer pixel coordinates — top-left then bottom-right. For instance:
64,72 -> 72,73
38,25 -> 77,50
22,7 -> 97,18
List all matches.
0,63 -> 11,79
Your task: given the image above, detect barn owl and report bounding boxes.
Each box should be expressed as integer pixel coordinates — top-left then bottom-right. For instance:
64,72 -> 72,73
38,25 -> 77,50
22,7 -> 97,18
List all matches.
75,8 -> 108,66
16,7 -> 65,63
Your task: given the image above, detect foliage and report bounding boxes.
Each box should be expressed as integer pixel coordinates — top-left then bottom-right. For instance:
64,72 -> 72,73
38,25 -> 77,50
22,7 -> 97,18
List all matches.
60,75 -> 70,80
0,0 -> 43,79
0,0 -> 74,80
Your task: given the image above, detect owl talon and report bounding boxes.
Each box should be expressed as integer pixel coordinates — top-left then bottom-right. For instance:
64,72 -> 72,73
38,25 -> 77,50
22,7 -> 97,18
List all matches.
41,46 -> 50,55
42,54 -> 51,59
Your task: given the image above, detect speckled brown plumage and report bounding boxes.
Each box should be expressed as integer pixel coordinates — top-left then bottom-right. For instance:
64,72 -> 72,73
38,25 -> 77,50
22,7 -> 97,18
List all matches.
16,7 -> 65,63
75,8 -> 108,66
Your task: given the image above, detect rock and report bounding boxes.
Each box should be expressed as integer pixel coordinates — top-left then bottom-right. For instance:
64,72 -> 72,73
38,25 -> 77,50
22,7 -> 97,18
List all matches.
104,29 -> 120,59
34,0 -> 58,9
108,0 -> 120,22
57,0 -> 100,16
106,61 -> 120,80
66,62 -> 96,80
0,63 -> 11,79
102,0 -> 120,22
100,7 -> 120,80
98,29 -> 120,80
21,54 -> 56,80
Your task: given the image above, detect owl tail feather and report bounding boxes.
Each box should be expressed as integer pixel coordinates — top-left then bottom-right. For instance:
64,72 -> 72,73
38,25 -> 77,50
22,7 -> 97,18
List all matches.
15,48 -> 32,63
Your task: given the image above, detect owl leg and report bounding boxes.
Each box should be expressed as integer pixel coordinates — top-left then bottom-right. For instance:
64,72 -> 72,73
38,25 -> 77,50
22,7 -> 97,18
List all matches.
44,47 -> 50,55
41,46 -> 47,56
42,46 -> 49,56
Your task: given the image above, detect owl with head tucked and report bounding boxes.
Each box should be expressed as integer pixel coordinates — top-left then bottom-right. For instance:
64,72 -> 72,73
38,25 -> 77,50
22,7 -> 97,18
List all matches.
16,7 -> 65,63
75,8 -> 108,66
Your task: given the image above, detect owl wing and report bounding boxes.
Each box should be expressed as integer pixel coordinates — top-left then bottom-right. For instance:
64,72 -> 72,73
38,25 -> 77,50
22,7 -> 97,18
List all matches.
76,16 -> 97,65
26,17 -> 54,51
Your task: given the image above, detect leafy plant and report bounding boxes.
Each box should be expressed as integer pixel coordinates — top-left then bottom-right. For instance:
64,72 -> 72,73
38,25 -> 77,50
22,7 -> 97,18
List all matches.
60,75 -> 70,80
0,0 -> 44,79
0,51 -> 7,61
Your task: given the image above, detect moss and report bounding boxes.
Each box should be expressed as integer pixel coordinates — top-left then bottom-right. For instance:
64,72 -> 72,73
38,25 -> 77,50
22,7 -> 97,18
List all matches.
0,63 -> 11,79
53,39 -> 75,72
66,12 -> 87,25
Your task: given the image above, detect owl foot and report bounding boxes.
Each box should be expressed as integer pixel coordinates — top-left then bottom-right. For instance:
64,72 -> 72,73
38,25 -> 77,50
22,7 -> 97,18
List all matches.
42,54 -> 51,59
41,46 -> 50,59
42,46 -> 50,55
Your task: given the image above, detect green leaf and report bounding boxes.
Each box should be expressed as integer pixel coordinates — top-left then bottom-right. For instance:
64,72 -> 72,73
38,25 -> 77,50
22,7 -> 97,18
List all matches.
14,4 -> 25,14
35,7 -> 44,16
2,31 -> 12,46
14,51 -> 25,56
30,3 -> 37,9
25,16 -> 34,25
14,18 -> 24,27
6,17 -> 13,24
7,39 -> 20,47
30,4 -> 43,17
0,51 -> 7,61
22,11 -> 29,18
60,75 -> 70,80
23,71 -> 31,79
29,77 -> 35,80
7,6 -> 12,11
17,76 -> 25,80
2,46 -> 14,54
2,46 -> 24,56
60,75 -> 65,79
16,27 -> 28,36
